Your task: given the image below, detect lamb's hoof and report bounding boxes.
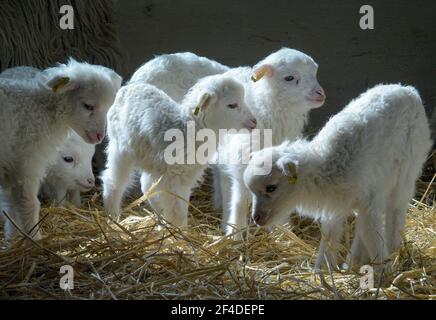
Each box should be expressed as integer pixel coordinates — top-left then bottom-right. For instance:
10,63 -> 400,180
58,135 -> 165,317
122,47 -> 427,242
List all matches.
5,223 -> 43,242
342,255 -> 359,273
231,233 -> 244,241
107,211 -> 121,222
224,230 -> 244,241
31,230 -> 43,241
163,216 -> 188,229
341,262 -> 351,272
312,266 -> 323,274
17,231 -> 43,242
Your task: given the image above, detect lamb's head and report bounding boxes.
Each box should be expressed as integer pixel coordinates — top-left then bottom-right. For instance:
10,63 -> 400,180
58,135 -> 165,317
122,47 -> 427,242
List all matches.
244,141 -> 303,227
51,131 -> 96,192
251,48 -> 325,112
186,75 -> 257,132
43,58 -> 122,144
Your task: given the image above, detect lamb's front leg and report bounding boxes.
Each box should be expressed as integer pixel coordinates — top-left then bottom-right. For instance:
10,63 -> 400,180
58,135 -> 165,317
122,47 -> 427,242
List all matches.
226,177 -> 250,240
5,178 -> 42,240
54,186 -> 68,207
219,170 -> 232,228
102,150 -> 134,220
315,215 -> 345,272
68,189 -> 82,208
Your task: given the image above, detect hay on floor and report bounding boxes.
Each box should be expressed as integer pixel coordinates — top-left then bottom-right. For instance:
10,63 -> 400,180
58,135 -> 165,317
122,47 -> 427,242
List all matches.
0,165 -> 434,300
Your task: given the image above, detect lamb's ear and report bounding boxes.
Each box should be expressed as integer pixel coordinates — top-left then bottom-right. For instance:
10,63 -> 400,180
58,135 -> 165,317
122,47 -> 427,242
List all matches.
193,92 -> 217,116
46,75 -> 78,94
278,158 -> 299,184
103,67 -> 123,91
109,72 -> 123,91
96,66 -> 123,91
251,64 -> 274,82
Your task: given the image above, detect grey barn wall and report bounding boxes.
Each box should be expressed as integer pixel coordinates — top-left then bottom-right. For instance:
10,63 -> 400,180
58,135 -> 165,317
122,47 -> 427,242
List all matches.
115,0 -> 435,131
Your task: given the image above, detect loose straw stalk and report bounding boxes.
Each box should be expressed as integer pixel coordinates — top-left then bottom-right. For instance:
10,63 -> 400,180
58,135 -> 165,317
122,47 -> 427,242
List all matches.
0,167 -> 434,300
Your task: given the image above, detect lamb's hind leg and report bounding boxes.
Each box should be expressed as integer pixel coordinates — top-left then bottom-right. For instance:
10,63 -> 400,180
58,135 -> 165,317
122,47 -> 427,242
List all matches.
345,213 -> 370,270
5,178 -> 42,240
102,150 -> 134,220
358,197 -> 389,270
315,214 -> 346,272
142,173 -> 165,218
386,184 -> 413,255
152,177 -> 191,227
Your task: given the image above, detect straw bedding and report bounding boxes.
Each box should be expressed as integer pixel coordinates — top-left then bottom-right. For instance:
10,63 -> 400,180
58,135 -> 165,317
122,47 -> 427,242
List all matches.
0,0 -> 433,301
0,156 -> 434,300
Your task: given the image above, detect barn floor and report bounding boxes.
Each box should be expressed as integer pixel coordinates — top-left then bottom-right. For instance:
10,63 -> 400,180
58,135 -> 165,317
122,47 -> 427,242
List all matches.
0,166 -> 435,300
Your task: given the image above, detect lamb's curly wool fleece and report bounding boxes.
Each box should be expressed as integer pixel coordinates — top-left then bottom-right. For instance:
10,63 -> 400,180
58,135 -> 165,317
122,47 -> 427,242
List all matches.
216,49 -> 325,236
244,84 -> 432,271
102,74 -> 255,226
129,52 -> 230,103
126,48 -> 325,235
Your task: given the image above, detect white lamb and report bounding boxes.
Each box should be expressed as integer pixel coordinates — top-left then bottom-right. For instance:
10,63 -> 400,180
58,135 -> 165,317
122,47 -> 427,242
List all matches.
126,48 -> 325,237
0,58 -> 122,240
243,84 -> 432,271
40,130 -> 96,207
129,52 -> 230,102
128,52 -> 231,204
88,52 -> 229,175
1,66 -> 97,208
219,49 -> 325,237
102,75 -> 257,226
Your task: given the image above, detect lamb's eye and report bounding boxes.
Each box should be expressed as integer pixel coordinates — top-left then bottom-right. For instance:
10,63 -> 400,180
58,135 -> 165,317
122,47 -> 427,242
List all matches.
284,76 -> 295,82
83,103 -> 94,111
227,103 -> 238,109
63,156 -> 74,163
265,185 -> 278,193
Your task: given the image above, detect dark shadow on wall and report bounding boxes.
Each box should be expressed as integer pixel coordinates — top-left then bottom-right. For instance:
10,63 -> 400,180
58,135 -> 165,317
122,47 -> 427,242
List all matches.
115,0 -> 436,131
